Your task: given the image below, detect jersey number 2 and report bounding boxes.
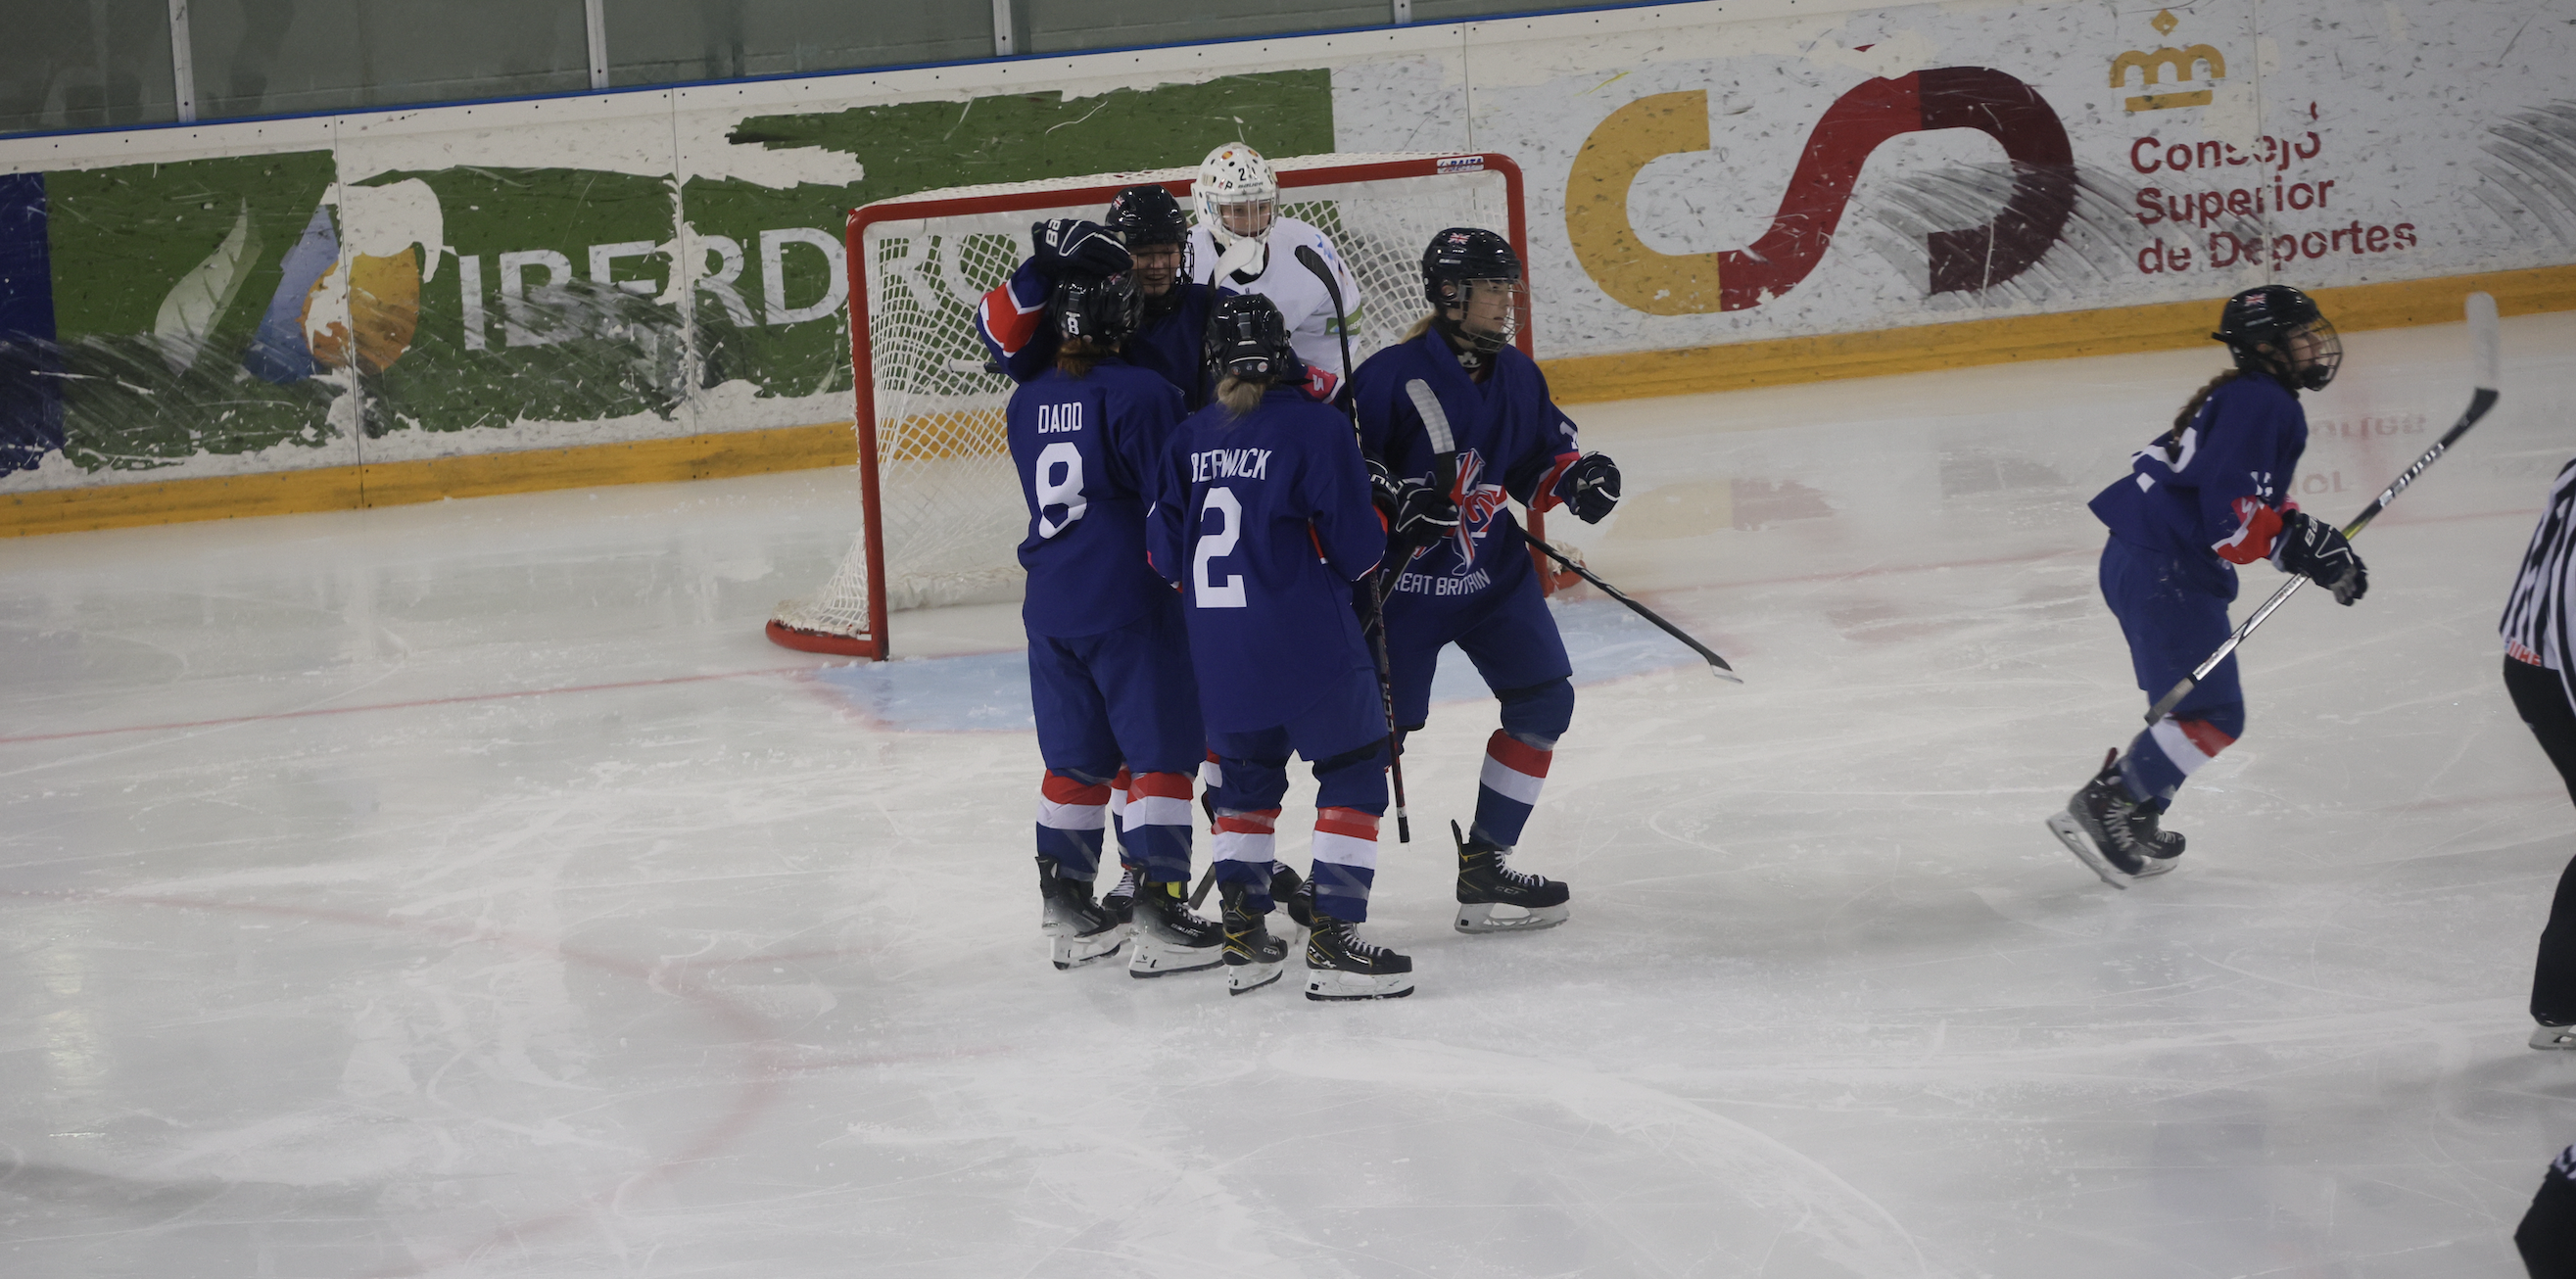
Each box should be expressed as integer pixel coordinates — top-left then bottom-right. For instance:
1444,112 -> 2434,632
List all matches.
1195,488 -> 1246,608
1033,442 -> 1088,539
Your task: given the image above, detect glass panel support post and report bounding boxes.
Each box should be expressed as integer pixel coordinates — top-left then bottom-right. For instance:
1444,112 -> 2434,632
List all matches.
167,0 -> 197,120
991,0 -> 1014,56
585,0 -> 608,89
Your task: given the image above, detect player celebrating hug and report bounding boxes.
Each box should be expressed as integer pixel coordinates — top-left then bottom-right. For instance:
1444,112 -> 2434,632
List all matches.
1352,228 -> 1621,934
978,186 -> 1218,407
1008,269 -> 1222,976
2049,285 -> 2366,886
1150,295 -> 1407,1000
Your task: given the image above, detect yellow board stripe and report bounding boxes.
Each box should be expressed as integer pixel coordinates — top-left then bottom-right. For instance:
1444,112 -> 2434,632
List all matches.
2,422 -> 857,538
6,263 -> 2572,538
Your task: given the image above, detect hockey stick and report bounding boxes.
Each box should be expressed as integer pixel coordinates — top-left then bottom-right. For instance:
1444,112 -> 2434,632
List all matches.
1521,532 -> 1743,683
1296,243 -> 1414,843
2141,291 -> 2502,725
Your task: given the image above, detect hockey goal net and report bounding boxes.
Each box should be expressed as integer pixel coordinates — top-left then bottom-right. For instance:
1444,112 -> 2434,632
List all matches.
766,151 -> 1532,658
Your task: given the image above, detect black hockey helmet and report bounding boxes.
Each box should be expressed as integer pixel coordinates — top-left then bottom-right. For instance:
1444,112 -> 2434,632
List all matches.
2214,284 -> 2341,392
1052,271 -> 1143,347
1206,293 -> 1301,383
1421,227 -> 1523,358
1104,184 -> 1189,248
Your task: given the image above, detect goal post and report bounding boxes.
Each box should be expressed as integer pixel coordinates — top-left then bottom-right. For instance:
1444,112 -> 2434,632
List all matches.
766,151 -> 1536,659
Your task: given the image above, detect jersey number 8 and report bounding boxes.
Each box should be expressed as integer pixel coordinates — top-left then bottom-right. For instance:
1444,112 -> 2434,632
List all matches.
1195,487 -> 1246,608
1033,442 -> 1088,540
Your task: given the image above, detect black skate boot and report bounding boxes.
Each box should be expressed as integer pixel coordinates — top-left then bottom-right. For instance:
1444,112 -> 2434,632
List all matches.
1304,916 -> 1414,1001
1270,860 -> 1314,930
1127,879 -> 1224,977
1453,821 -> 1571,933
2044,749 -> 2178,888
1100,865 -> 1139,928
1219,882 -> 1287,995
1036,857 -> 1128,970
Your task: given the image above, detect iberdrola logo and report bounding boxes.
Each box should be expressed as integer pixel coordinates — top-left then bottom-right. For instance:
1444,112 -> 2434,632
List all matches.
1566,69 -> 2074,314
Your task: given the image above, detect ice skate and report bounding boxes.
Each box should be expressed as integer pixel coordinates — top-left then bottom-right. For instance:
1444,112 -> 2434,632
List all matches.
1127,880 -> 1224,977
1037,857 -> 1128,970
1304,917 -> 1414,1001
1100,865 -> 1138,928
1453,821 -> 1570,933
1270,860 -> 1314,931
1220,882 -> 1286,995
2046,749 -> 2177,888
2534,1023 -> 2576,1050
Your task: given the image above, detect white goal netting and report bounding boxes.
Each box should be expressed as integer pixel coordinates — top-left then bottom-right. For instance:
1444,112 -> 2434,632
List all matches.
769,153 -> 1522,655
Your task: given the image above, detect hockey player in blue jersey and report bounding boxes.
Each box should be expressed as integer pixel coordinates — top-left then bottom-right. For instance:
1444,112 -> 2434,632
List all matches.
977,186 -> 1218,408
1149,294 -> 1409,1000
1353,228 -> 1621,934
1008,269 -> 1224,977
2048,285 -> 2367,886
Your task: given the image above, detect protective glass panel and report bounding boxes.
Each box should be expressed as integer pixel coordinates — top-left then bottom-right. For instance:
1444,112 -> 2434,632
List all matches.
1020,0 -> 1389,55
188,0 -> 589,121
602,0 -> 990,85
0,0 -> 178,136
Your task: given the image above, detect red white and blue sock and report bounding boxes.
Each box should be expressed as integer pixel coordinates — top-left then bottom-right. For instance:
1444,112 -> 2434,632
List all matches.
1310,807 -> 1382,922
1121,770 -> 1195,884
1034,769 -> 1111,879
2118,702 -> 2245,808
1470,729 -> 1554,848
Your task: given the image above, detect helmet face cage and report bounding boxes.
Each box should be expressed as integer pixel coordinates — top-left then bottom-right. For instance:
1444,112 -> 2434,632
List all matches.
1207,294 -> 1296,381
1106,185 -> 1192,294
1436,278 -> 1525,354
1196,144 -> 1278,250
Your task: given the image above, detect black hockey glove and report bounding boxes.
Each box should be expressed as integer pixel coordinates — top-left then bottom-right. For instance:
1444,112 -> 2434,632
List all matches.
1029,218 -> 1131,280
1566,451 -> 1621,524
1367,457 -> 1458,544
2272,508 -> 2368,604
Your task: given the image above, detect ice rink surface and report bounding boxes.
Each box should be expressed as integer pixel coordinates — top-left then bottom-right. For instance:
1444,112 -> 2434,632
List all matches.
5,311 -> 2574,1278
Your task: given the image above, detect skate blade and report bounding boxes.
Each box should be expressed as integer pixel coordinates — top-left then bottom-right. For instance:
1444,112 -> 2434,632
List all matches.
1050,925 -> 1130,971
1127,941 -> 1224,978
1226,959 -> 1284,995
1455,901 -> 1570,934
2045,811 -> 2132,889
2533,1024 -> 2576,1050
1304,968 -> 1415,1001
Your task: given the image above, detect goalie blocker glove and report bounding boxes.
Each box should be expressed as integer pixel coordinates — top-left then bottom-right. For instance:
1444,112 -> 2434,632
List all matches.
1030,217 -> 1132,280
1566,452 -> 1620,524
2272,508 -> 2368,604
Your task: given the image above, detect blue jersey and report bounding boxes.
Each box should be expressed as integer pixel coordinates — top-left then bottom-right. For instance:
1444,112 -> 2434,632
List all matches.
1353,331 -> 1581,613
2088,375 -> 2309,600
1150,385 -> 1386,732
1006,356 -> 1188,638
977,261 -> 1216,408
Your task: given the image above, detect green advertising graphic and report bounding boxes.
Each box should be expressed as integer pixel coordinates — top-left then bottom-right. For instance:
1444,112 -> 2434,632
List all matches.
23,71 -> 1333,477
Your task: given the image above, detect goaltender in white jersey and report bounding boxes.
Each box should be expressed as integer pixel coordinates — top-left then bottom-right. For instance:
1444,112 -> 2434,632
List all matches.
1185,143 -> 1363,381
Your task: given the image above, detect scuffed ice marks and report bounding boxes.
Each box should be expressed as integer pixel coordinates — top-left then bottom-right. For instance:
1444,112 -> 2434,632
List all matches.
2474,100 -> 2576,247
1857,162 -> 2265,309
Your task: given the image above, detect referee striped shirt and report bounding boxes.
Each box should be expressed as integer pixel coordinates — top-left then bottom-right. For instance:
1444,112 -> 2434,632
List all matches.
2502,456 -> 2576,676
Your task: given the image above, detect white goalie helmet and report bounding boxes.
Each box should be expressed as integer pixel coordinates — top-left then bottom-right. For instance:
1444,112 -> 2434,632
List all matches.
1195,142 -> 1277,250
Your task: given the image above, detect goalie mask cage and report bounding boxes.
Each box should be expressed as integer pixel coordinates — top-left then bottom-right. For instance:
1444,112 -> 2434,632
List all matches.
766,151 -> 1533,659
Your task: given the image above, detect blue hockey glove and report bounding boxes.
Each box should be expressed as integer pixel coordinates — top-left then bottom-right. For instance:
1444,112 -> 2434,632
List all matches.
1030,218 -> 1131,280
1566,452 -> 1620,524
2272,508 -> 2367,604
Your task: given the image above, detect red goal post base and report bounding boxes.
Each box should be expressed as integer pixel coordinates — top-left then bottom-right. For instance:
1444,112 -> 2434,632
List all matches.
772,150 -> 1544,660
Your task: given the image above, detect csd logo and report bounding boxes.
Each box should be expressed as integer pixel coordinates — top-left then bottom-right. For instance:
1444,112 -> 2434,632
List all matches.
1564,69 -> 2074,315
